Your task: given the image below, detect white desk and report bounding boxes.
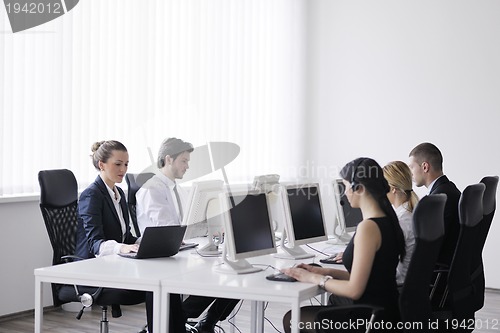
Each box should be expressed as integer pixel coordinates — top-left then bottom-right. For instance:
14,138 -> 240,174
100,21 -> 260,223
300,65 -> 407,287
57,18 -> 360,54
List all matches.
34,253 -> 207,333
34,244 -> 328,333
161,254 -> 324,333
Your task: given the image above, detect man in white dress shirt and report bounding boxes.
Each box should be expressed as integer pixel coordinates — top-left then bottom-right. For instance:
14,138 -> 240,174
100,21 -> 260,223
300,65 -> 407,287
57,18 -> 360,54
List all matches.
136,137 -> 238,333
136,138 -> 192,232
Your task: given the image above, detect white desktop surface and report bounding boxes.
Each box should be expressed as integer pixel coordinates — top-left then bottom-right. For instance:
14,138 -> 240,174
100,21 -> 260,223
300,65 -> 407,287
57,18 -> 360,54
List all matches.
34,242 -> 329,333
34,252 -> 208,333
161,253 -> 323,333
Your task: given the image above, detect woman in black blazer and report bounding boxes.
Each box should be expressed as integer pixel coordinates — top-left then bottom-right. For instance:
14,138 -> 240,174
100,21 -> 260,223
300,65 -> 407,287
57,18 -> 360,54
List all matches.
74,140 -> 184,333
75,140 -> 139,259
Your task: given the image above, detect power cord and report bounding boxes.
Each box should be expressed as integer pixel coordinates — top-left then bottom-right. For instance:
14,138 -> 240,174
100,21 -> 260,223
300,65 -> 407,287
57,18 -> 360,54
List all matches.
264,316 -> 284,333
252,264 -> 279,272
226,300 -> 244,333
305,244 -> 331,257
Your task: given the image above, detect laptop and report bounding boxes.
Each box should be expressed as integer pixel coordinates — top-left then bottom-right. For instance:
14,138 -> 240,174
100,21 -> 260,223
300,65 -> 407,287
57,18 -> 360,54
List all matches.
119,225 -> 187,259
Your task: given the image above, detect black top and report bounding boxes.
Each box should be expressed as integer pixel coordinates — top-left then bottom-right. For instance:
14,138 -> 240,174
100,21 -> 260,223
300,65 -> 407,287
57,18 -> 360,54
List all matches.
343,217 -> 400,322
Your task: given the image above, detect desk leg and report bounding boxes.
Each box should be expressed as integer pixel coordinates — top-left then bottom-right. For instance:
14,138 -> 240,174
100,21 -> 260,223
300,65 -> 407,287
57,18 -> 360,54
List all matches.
154,290 -> 162,333
291,299 -> 300,333
34,278 -> 43,333
160,291 -> 169,333
250,301 -> 265,333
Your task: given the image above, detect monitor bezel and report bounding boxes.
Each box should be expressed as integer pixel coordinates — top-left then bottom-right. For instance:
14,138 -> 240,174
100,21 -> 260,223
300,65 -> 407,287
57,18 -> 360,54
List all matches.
220,189 -> 277,261
182,180 -> 224,243
332,179 -> 362,234
282,182 -> 328,247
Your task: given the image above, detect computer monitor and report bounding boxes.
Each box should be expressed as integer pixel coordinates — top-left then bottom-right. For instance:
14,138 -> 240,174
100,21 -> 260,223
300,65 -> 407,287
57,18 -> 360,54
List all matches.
183,180 -> 225,255
252,174 -> 283,239
274,183 -> 328,259
216,190 -> 277,274
329,179 -> 363,244
252,174 -> 280,192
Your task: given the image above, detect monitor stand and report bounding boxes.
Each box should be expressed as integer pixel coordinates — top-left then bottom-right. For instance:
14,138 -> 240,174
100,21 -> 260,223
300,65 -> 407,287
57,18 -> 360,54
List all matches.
273,230 -> 314,260
196,233 -> 223,256
213,246 -> 262,274
326,233 -> 351,245
197,242 -> 222,256
197,202 -> 224,256
326,217 -> 352,245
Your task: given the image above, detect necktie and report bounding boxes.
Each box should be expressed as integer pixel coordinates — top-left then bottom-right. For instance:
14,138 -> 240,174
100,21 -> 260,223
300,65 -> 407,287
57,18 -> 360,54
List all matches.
173,184 -> 184,221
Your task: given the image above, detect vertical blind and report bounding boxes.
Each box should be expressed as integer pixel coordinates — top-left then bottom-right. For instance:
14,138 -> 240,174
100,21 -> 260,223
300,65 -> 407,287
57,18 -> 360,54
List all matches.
0,0 -> 306,196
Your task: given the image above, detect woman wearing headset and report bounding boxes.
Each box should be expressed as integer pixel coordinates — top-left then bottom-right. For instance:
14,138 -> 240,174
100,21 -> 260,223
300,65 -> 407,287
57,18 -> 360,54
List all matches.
282,158 -> 405,333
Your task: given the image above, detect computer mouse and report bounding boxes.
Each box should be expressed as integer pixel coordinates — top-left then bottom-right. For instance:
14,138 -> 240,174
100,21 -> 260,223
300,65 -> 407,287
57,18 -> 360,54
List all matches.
308,263 -> 322,267
319,257 -> 343,265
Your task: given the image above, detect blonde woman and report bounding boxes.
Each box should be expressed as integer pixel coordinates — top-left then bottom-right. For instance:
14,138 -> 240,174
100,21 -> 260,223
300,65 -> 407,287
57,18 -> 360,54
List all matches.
383,160 -> 419,285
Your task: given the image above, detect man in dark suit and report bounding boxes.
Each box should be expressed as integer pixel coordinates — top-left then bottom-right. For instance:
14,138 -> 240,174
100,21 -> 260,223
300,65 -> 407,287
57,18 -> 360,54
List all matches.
408,142 -> 461,266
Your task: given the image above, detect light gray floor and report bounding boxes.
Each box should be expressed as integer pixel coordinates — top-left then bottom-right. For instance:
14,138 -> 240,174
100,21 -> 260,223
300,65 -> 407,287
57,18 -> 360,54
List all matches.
0,289 -> 499,332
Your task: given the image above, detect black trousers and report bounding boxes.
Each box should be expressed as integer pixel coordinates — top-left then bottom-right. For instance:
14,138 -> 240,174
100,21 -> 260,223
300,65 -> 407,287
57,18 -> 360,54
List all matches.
183,296 -> 239,323
146,292 -> 185,333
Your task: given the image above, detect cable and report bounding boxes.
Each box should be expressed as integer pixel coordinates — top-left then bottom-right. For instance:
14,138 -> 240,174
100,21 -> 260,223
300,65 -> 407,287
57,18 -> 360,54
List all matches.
226,300 -> 244,333
264,316 -> 284,333
305,244 -> 331,257
252,264 -> 278,272
213,324 -> 225,333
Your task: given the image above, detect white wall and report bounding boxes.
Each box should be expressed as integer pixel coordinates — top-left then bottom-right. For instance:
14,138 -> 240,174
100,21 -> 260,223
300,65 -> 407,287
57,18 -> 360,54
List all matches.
305,0 -> 500,288
2,0 -> 500,318
0,200 -> 53,316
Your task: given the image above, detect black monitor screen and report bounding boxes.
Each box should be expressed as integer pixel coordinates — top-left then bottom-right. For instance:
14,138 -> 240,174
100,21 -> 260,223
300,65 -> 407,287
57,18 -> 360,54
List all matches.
229,194 -> 275,254
287,186 -> 325,241
335,181 -> 363,228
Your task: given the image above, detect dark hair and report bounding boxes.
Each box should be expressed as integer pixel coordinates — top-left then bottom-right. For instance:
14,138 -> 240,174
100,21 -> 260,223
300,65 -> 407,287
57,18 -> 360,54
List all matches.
157,137 -> 194,168
408,142 -> 443,172
340,157 -> 406,262
91,140 -> 127,171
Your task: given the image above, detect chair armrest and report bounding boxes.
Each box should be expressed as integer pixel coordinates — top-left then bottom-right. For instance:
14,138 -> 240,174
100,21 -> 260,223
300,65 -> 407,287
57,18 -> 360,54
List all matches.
434,262 -> 449,269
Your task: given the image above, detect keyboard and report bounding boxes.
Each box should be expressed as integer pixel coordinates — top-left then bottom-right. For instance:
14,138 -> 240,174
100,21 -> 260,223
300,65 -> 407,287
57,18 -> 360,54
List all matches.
118,252 -> 138,259
266,272 -> 297,282
180,242 -> 198,251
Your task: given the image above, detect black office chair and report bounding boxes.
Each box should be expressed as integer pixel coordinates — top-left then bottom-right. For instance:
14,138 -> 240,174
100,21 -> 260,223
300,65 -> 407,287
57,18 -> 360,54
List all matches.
38,169 -> 80,307
313,195 -> 447,333
471,176 -> 498,311
435,183 -> 485,331
399,194 -> 446,332
125,172 -> 155,237
315,304 -> 383,333
38,169 -> 131,333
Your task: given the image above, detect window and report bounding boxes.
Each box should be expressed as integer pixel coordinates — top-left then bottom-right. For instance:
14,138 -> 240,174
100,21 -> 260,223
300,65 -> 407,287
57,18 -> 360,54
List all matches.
0,0 -> 306,196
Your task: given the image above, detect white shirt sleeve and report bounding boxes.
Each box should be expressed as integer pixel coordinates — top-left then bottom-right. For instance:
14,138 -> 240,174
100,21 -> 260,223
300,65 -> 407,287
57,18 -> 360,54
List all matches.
136,180 -> 180,235
396,204 -> 416,285
96,240 -> 123,257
